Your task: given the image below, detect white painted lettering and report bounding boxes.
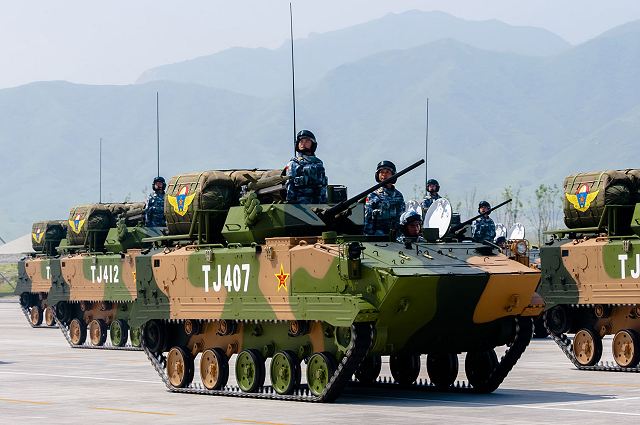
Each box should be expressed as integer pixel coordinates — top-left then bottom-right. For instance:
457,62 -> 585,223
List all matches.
202,265 -> 211,292
91,265 -> 96,283
632,254 -> 640,279
619,254 -> 628,279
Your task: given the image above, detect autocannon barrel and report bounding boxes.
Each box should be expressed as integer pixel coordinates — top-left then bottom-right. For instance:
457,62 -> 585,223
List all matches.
318,159 -> 425,222
448,198 -> 512,234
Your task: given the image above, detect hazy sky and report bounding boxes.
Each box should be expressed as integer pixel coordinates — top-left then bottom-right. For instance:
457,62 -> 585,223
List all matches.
2,0 -> 640,89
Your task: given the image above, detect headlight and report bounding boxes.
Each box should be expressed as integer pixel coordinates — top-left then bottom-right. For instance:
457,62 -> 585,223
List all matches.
516,240 -> 528,255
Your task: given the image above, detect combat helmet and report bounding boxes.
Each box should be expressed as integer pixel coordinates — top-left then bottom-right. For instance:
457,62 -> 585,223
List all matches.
295,130 -> 317,154
400,210 -> 422,226
426,178 -> 440,192
375,160 -> 397,183
478,200 -> 491,213
153,176 -> 166,191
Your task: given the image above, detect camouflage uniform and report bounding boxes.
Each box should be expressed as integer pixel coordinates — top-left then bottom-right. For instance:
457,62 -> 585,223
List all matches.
364,187 -> 405,236
285,154 -> 328,204
145,192 -> 166,227
473,215 -> 496,242
421,193 -> 441,212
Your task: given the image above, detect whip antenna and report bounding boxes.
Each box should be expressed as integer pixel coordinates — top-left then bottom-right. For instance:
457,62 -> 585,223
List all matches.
156,91 -> 160,177
289,2 -> 297,154
99,137 -> 102,203
425,98 -> 429,194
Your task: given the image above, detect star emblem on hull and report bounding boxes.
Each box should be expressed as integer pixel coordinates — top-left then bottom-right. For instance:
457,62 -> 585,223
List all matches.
275,264 -> 289,292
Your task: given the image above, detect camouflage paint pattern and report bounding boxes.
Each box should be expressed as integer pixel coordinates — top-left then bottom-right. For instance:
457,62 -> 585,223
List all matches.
131,200 -> 542,360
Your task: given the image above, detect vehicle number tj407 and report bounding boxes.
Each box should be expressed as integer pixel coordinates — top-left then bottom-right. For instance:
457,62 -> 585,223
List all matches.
202,264 -> 251,293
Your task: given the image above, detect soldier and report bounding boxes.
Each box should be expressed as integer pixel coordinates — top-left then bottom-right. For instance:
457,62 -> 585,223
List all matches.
473,200 -> 496,242
364,161 -> 405,236
145,176 -> 166,227
397,210 -> 424,243
285,130 -> 328,204
421,178 -> 441,212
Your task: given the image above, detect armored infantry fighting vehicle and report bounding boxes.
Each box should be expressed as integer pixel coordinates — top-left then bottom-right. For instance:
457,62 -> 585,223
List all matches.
48,202 -> 161,350
130,161 -> 543,402
541,169 -> 640,370
16,221 -> 67,327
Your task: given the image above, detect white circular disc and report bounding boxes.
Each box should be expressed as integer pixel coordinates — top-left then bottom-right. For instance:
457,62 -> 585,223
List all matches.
406,199 -> 421,214
423,198 -> 452,238
508,223 -> 526,240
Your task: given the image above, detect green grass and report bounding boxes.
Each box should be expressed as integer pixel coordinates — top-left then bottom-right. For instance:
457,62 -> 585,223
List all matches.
0,263 -> 18,296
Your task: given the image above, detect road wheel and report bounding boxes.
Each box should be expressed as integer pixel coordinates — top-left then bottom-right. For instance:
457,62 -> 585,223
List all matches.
130,326 -> 142,347
390,352 -> 421,385
200,348 -> 229,390
354,354 -> 382,384
44,306 -> 56,326
573,328 -> 602,366
143,320 -> 166,353
29,306 -> 43,326
306,352 -> 337,397
427,353 -> 459,390
235,349 -> 265,393
270,350 -> 300,395
612,329 -> 640,368
69,318 -> 87,346
110,319 -> 129,347
465,349 -> 499,393
56,302 -> 72,324
167,346 -> 194,388
89,319 -> 108,346
544,305 -> 572,335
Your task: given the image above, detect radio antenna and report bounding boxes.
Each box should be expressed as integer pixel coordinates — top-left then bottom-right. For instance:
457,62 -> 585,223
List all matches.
156,91 -> 160,177
289,2 -> 297,155
99,137 -> 103,203
424,98 -> 429,196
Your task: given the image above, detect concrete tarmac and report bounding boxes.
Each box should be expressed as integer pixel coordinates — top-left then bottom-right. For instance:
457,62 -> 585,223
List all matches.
1,297 -> 639,425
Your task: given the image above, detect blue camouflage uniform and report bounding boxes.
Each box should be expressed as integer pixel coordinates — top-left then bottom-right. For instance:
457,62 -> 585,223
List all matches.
473,215 -> 496,242
364,187 -> 405,236
145,191 -> 166,227
421,193 -> 441,212
285,154 -> 328,204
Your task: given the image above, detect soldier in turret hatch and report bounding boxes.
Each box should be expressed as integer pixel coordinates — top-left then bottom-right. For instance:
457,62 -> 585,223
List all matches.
473,200 -> 496,242
363,161 -> 405,236
397,210 -> 425,243
421,178 -> 441,212
285,130 -> 328,204
145,176 -> 166,227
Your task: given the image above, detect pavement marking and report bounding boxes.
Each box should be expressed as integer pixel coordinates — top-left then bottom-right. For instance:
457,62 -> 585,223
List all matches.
0,397 -> 52,405
353,394 -> 640,416
544,379 -> 640,388
0,370 -> 157,384
90,407 -> 176,416
222,419 -> 289,425
538,395 -> 640,407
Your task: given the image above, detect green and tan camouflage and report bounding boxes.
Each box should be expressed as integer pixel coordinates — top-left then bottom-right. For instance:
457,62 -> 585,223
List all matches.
541,168 -> 640,370
48,203 -> 160,349
15,220 -> 67,327
66,202 -> 144,251
131,163 -> 543,402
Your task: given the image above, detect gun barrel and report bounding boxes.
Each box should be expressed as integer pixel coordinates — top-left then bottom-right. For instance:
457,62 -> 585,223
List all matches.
320,159 -> 425,220
449,198 -> 512,233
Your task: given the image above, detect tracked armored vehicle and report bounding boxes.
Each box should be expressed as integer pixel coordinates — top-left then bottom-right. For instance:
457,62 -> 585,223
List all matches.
48,202 -> 161,350
16,221 -> 67,327
541,169 -> 640,370
131,161 -> 542,402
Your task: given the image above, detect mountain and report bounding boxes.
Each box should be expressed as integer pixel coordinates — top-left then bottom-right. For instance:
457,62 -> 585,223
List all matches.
3,18 -> 640,240
136,10 -> 570,97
